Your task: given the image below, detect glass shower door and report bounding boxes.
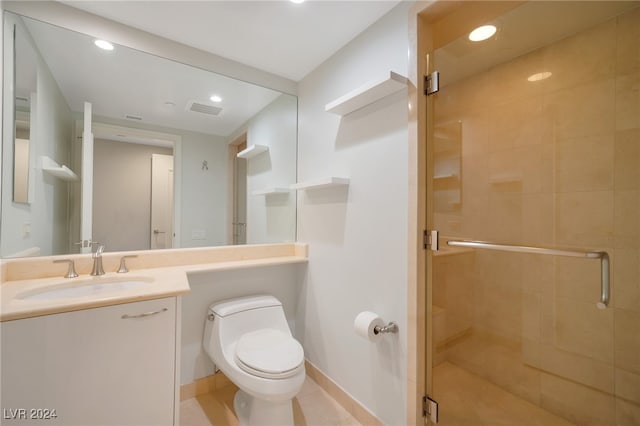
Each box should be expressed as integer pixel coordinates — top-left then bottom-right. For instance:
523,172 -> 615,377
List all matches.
426,2 -> 640,425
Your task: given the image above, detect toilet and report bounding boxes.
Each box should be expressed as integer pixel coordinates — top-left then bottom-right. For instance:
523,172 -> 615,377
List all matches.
203,295 -> 305,426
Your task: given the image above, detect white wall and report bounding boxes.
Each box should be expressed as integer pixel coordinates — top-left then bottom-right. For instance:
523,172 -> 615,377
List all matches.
229,94 -> 298,244
1,14 -> 73,257
179,132 -> 228,247
295,3 -> 410,425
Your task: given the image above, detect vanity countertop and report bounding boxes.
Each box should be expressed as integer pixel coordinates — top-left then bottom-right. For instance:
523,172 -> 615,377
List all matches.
0,267 -> 190,322
1,243 -> 308,322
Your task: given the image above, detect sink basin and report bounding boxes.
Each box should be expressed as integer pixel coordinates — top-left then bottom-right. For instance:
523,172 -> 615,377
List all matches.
18,277 -> 154,301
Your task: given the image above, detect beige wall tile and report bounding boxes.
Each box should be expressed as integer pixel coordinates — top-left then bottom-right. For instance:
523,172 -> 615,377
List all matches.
555,191 -> 614,247
617,399 -> 640,426
522,193 -> 554,246
616,72 -> 640,131
615,308 -> 640,374
460,111 -> 490,157
616,368 -> 640,405
554,298 -> 614,364
543,79 -> 615,142
443,256 -> 474,338
436,74 -> 490,120
538,343 -> 614,394
615,129 -> 640,190
488,96 -> 545,152
487,193 -> 523,243
522,291 -> 541,341
555,257 -> 601,305
461,193 -> 490,240
475,284 -> 522,340
540,372 -> 615,426
486,49 -> 545,105
614,190 -> 640,249
521,254 -> 555,297
555,134 -> 614,193
542,18 -> 616,93
616,7 -> 640,74
614,249 -> 640,312
488,145 -> 553,195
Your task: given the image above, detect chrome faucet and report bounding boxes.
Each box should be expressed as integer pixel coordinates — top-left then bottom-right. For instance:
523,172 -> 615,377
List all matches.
90,244 -> 105,276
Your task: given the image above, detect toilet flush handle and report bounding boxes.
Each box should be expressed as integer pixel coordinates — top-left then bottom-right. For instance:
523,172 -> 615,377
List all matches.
207,313 -> 215,321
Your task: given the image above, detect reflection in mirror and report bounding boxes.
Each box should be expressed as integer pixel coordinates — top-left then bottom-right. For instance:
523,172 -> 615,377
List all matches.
1,12 -> 297,259
12,17 -> 37,204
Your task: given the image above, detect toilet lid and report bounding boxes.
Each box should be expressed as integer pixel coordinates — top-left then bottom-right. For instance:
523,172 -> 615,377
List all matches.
235,329 -> 304,379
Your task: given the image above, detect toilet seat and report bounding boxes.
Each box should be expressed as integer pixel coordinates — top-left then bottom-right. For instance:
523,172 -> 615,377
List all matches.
234,329 -> 304,379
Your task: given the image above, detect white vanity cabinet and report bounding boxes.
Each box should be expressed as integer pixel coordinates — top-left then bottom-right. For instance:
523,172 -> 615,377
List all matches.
1,297 -> 179,426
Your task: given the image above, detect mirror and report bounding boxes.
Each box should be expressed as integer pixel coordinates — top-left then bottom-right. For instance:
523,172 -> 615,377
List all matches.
1,12 -> 297,258
12,24 -> 37,205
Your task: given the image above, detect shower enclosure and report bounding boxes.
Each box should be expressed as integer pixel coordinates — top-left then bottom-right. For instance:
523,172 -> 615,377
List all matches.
424,2 -> 640,424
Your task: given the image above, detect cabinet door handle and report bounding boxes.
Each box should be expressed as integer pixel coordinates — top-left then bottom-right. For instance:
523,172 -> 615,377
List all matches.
121,308 -> 168,319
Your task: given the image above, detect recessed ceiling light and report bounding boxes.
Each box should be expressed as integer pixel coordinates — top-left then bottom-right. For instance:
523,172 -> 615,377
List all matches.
527,72 -> 553,82
290,0 -> 305,3
94,39 -> 114,51
468,25 -> 497,42
210,95 -> 222,103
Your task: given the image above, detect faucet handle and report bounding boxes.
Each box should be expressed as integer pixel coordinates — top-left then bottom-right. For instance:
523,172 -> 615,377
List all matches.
53,259 -> 78,278
91,242 -> 105,257
117,255 -> 138,273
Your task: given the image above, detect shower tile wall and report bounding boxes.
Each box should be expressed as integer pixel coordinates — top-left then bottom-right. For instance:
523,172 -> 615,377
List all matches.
433,7 -> 639,426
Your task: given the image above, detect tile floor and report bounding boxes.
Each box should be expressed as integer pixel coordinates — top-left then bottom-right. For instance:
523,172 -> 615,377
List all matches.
433,362 -> 576,426
180,375 -> 361,426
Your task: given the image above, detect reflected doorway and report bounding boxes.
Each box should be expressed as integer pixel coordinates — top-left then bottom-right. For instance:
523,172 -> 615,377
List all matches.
229,133 -> 247,245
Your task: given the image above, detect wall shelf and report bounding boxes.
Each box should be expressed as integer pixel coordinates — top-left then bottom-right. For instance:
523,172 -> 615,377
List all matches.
290,177 -> 350,191
41,156 -> 78,181
236,144 -> 269,159
252,188 -> 290,196
325,71 -> 408,116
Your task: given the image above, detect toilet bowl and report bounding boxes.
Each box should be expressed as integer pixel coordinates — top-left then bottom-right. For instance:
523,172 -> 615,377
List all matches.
203,295 -> 305,426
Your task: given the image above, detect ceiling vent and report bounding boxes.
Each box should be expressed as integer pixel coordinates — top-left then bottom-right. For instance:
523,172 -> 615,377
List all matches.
186,100 -> 222,116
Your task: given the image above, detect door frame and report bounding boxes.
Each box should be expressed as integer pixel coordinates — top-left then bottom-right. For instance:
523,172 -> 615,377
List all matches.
227,132 -> 247,245
70,121 -> 182,250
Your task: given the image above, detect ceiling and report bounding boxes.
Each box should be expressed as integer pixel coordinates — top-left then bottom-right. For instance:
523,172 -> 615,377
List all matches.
60,0 -> 403,82
21,15 -> 284,137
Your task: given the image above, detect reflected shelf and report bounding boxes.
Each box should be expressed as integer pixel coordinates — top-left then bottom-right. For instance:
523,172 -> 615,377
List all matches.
41,156 -> 78,181
237,144 -> 269,159
252,188 -> 290,196
290,177 -> 350,190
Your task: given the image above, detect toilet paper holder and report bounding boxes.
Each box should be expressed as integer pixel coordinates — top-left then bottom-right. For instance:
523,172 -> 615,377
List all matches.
374,321 -> 398,335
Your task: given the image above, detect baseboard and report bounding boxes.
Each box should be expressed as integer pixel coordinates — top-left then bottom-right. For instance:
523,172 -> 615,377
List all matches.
180,371 -> 232,401
304,360 -> 384,426
180,361 -> 384,425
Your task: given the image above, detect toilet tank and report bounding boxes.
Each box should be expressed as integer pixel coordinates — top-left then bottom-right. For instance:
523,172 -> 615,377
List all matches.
203,295 -> 291,357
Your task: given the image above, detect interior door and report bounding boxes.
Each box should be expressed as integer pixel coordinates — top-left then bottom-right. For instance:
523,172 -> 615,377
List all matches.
150,153 -> 174,249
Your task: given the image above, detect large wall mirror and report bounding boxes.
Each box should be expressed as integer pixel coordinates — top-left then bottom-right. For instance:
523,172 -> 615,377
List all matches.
1,11 -> 297,258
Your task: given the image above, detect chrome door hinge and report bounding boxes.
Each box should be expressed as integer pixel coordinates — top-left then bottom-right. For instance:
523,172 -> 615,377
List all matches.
423,230 -> 439,251
423,395 -> 439,423
424,71 -> 439,96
